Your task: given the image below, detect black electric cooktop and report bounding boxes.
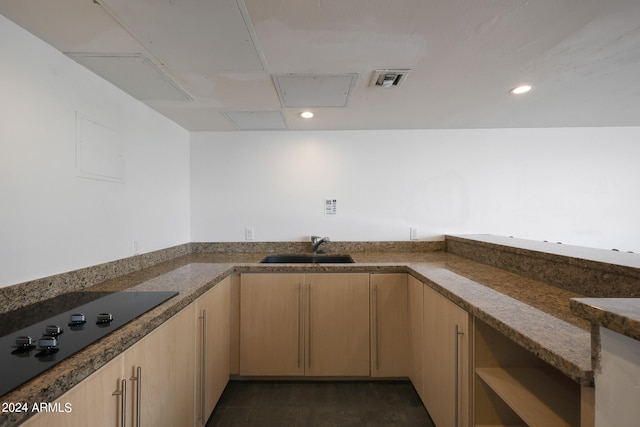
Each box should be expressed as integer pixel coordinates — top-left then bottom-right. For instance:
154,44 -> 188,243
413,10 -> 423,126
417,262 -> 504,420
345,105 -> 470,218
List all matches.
0,291 -> 178,397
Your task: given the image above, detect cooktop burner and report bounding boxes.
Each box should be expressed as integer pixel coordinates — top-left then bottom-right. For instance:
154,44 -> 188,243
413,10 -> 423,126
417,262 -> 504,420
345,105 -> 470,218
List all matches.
0,291 -> 178,397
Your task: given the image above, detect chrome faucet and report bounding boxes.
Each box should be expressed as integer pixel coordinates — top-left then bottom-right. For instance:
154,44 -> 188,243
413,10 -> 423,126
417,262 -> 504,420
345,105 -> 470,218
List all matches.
311,236 -> 330,254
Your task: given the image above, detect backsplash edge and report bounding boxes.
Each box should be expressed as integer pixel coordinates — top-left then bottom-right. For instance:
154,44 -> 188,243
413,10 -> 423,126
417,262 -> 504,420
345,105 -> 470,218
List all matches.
0,243 -> 191,314
0,240 -> 443,314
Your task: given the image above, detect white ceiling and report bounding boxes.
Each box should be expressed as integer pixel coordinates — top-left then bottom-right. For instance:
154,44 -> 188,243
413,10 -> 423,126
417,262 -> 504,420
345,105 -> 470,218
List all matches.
2,0 -> 640,131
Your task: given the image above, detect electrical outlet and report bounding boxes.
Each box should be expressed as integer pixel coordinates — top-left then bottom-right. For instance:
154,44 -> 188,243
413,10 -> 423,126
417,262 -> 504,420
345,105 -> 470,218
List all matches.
245,227 -> 254,241
410,227 -> 418,240
132,240 -> 140,254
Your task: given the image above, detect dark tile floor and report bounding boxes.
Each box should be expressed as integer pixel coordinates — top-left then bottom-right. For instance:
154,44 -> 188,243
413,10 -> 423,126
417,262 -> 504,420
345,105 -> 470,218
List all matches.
206,380 -> 436,427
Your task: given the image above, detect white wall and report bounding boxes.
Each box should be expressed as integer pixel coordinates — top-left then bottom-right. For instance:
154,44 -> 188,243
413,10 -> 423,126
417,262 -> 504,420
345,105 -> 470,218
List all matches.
4,11 -> 640,289
191,128 -> 640,252
0,16 -> 191,288
596,327 -> 640,427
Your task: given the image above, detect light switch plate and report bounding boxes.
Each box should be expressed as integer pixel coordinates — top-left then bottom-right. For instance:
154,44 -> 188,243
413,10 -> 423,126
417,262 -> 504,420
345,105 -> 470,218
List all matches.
245,227 -> 254,240
410,227 -> 418,240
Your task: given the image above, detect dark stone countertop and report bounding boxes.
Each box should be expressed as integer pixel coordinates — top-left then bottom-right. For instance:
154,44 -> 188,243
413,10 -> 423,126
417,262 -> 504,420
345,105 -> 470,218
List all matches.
0,249 -> 595,426
571,297 -> 640,342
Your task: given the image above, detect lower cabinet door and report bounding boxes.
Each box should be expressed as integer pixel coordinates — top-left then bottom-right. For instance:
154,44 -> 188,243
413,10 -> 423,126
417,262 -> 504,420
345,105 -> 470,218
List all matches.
305,273 -> 370,377
423,285 -> 470,427
240,273 -> 305,376
196,277 -> 231,424
370,273 -> 409,377
408,275 -> 425,400
20,354 -> 125,427
123,304 -> 196,427
240,273 -> 370,377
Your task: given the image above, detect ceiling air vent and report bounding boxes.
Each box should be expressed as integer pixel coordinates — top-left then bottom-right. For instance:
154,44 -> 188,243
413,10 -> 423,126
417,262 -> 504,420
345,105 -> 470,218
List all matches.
370,69 -> 411,88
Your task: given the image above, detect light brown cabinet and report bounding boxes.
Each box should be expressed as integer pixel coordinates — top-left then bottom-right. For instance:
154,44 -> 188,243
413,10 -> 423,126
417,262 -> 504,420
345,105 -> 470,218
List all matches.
407,275 -> 425,400
22,304 -> 197,427
305,273 -> 370,377
409,275 -> 471,426
422,283 -> 470,427
21,278 -> 236,427
239,273 -> 370,377
22,266 -> 592,427
195,276 -> 230,425
123,303 -> 196,427
239,273 -> 305,376
370,273 -> 409,377
21,353 -> 125,427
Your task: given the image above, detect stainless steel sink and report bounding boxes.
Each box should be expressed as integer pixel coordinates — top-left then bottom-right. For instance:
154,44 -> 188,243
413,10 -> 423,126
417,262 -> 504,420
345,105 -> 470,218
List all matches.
259,254 -> 355,263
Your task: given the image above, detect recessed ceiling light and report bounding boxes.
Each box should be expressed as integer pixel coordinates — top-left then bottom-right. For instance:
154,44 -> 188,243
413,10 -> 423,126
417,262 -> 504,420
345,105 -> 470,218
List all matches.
300,111 -> 314,119
510,85 -> 532,95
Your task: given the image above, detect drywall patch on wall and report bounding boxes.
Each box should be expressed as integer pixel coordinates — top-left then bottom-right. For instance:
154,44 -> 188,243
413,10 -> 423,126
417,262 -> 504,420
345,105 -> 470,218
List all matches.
76,112 -> 124,183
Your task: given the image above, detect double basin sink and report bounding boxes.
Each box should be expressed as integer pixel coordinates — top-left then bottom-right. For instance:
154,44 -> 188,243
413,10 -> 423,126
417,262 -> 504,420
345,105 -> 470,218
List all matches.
259,254 -> 354,264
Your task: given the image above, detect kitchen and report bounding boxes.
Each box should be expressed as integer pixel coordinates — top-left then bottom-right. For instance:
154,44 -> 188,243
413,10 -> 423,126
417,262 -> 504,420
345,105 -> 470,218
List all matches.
2,1 -> 640,426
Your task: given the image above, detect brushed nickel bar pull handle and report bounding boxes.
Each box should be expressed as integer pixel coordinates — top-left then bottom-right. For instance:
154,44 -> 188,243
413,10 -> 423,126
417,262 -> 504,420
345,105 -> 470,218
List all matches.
455,324 -> 464,427
200,310 -> 207,424
297,284 -> 302,369
130,367 -> 142,427
112,379 -> 126,427
375,284 -> 380,371
307,284 -> 312,369
136,366 -> 142,427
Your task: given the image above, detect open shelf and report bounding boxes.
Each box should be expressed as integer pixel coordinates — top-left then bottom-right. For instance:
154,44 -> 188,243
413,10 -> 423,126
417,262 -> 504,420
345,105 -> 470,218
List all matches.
476,367 -> 579,427
473,318 -> 582,427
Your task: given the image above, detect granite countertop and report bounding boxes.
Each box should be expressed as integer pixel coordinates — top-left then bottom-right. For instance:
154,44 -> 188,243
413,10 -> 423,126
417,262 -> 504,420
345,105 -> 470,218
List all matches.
571,298 -> 640,341
0,249 -> 595,426
410,265 -> 591,385
449,234 -> 640,270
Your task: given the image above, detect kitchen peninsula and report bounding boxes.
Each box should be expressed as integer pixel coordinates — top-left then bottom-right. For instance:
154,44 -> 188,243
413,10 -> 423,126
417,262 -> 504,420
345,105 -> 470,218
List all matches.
2,235 -> 639,426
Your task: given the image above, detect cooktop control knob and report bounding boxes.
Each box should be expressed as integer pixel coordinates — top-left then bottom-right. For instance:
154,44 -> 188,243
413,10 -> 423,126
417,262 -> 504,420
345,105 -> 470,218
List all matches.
37,336 -> 58,349
44,325 -> 63,336
96,313 -> 113,324
14,336 -> 33,347
69,313 -> 86,325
